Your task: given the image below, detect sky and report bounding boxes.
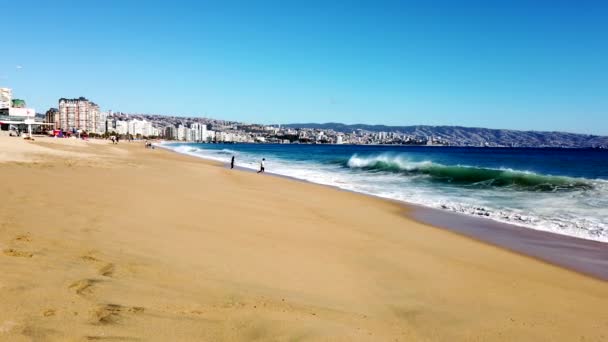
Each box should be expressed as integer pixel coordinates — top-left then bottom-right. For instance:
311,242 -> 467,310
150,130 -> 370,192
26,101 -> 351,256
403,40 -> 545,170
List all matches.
2,0 -> 607,135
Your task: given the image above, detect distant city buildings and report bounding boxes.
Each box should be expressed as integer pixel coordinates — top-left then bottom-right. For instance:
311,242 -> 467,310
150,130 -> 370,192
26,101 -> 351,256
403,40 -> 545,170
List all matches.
1,90 -> 450,144
105,118 -> 160,137
5,88 -> 599,147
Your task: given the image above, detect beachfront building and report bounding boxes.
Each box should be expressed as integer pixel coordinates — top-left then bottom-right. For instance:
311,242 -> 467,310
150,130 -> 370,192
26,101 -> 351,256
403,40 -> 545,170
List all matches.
105,118 -> 159,137
207,130 -> 215,142
58,97 -> 102,133
45,108 -> 59,129
164,126 -> 178,140
0,88 -> 12,110
188,129 -> 197,142
128,119 -> 158,137
189,123 -> 208,142
0,88 -> 46,135
105,119 -> 115,133
97,111 -> 108,133
115,120 -> 129,135
177,124 -> 187,141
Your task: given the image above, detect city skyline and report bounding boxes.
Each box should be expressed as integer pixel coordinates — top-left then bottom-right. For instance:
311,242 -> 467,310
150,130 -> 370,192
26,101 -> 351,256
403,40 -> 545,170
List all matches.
3,0 -> 608,135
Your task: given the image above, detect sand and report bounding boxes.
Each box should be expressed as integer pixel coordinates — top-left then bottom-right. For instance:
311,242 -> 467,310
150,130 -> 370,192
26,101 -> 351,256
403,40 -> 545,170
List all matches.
0,136 -> 607,341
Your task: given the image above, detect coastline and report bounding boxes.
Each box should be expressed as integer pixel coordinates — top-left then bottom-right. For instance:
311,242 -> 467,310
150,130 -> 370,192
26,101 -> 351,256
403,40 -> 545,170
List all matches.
162,142 -> 608,281
1,136 -> 607,341
160,142 -> 608,244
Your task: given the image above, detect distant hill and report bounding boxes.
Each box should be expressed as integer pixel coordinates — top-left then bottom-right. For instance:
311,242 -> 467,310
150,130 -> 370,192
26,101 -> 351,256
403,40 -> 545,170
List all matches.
282,123 -> 608,148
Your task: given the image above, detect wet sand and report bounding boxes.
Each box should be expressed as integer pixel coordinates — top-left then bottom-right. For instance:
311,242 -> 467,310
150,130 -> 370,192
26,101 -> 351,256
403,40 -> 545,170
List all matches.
412,206 -> 608,281
1,136 -> 607,341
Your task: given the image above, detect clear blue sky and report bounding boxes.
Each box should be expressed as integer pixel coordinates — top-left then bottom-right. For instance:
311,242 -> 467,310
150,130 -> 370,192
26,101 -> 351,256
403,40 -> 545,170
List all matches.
2,0 -> 607,134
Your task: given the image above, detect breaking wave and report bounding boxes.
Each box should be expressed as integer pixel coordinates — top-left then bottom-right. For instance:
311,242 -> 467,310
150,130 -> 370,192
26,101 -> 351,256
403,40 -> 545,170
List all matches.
346,154 -> 593,191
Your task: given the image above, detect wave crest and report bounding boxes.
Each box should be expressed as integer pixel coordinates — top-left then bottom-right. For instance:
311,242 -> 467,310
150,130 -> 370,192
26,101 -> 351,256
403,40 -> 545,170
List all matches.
346,154 -> 592,191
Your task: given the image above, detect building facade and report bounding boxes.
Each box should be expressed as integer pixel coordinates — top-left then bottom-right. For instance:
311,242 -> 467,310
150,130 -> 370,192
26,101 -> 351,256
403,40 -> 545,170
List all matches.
165,126 -> 178,140
189,123 -> 208,142
45,108 -> 59,129
58,97 -> 101,132
0,88 -> 12,109
177,124 -> 186,141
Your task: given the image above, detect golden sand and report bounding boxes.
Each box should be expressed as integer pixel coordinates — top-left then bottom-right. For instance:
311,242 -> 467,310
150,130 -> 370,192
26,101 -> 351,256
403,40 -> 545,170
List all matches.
0,136 -> 606,341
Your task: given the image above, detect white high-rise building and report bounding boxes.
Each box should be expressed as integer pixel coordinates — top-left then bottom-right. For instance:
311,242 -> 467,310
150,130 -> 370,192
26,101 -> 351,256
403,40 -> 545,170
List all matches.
189,123 -> 208,142
189,123 -> 201,141
187,129 -> 197,142
207,130 -> 215,142
97,112 -> 108,133
177,125 -> 186,141
0,88 -> 12,109
165,126 -> 177,140
115,120 -> 129,135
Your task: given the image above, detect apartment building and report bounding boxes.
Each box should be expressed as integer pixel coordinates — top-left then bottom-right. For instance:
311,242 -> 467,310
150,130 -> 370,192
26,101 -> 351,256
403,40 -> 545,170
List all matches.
58,97 -> 101,132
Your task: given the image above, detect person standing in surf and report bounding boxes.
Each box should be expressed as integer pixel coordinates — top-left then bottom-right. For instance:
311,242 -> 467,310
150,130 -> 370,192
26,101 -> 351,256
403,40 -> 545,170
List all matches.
257,158 -> 265,173
231,155 -> 235,169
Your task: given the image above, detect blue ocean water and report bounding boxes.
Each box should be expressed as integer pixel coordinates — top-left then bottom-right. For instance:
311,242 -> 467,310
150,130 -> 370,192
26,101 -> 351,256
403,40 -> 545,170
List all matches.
165,143 -> 608,243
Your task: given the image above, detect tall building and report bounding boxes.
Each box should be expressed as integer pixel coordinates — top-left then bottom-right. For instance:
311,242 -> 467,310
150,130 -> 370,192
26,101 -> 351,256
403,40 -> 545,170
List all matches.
165,126 -> 177,140
126,119 -> 156,137
115,120 -> 129,135
190,122 -> 208,142
0,88 -> 12,109
177,124 -> 186,141
188,129 -> 197,142
106,119 -> 116,133
45,108 -> 59,129
58,97 -> 101,132
97,111 -> 108,133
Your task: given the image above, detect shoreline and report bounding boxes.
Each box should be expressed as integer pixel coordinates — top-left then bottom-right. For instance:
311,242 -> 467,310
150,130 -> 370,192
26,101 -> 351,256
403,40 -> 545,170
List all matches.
158,141 -> 607,244
160,142 -> 608,282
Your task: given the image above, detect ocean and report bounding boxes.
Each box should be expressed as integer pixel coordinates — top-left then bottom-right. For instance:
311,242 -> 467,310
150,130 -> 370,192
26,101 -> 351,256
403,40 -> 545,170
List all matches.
164,143 -> 608,243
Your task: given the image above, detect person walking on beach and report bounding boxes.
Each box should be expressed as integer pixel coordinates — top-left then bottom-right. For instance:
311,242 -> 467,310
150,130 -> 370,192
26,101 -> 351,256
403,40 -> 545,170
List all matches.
230,155 -> 235,169
257,158 -> 265,173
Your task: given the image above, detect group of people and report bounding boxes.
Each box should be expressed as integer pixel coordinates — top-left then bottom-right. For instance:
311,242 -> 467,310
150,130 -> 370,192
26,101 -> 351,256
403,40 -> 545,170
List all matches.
109,136 -> 119,144
230,156 -> 265,173
144,140 -> 155,149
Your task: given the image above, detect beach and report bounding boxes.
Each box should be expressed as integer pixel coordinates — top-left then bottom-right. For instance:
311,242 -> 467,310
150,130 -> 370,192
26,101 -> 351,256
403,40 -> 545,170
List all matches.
1,136 -> 607,341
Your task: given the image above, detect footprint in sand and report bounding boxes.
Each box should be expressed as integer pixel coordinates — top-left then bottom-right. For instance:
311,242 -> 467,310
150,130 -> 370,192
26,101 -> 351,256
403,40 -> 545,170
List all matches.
80,253 -> 116,277
3,249 -> 33,258
98,263 -> 115,277
69,279 -> 101,297
81,254 -> 100,262
14,234 -> 31,243
91,304 -> 144,325
43,309 -> 56,317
